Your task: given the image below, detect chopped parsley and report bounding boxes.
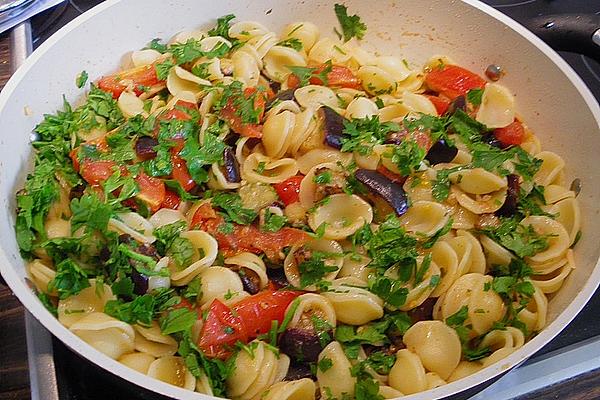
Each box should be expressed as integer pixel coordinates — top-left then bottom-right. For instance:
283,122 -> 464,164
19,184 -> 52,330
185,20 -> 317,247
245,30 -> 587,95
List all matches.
47,259 -> 90,299
211,192 -> 258,225
340,115 -> 400,155
334,3 -> 367,42
466,88 -> 484,106
160,308 -> 197,335
276,37 -> 303,51
262,209 -> 287,232
76,70 -> 88,88
383,139 -> 426,176
297,251 -> 339,288
154,60 -> 174,80
287,61 -> 333,87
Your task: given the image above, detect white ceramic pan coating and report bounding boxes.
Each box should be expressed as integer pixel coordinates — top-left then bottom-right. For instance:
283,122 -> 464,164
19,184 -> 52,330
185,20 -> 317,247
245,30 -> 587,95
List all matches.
1,1 -> 599,399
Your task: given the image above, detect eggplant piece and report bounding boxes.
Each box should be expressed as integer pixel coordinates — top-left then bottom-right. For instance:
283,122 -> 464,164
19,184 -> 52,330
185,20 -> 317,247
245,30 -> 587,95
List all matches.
279,328 -> 323,363
135,136 -> 159,160
495,174 -> 520,217
354,169 -> 409,216
221,147 -> 241,183
230,266 -> 261,295
284,363 -> 315,381
321,106 -> 345,150
267,266 -> 289,289
69,184 -> 85,201
425,139 -> 458,165
131,269 -> 149,295
482,133 -> 506,149
266,88 -> 295,108
445,95 -> 467,116
408,298 -> 436,324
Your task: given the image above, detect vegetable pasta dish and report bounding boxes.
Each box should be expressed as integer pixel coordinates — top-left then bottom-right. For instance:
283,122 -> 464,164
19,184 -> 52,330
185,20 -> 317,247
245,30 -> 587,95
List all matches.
16,4 -> 581,399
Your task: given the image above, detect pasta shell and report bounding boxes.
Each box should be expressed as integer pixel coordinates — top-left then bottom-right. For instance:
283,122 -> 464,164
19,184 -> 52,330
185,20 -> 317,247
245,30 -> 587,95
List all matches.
294,85 -> 338,110
131,49 -> 162,67
70,312 -> 135,359
229,21 -> 270,40
287,293 -> 337,330
134,322 -> 178,358
308,38 -> 351,64
261,378 -> 316,400
262,110 -> 297,158
389,349 -> 427,395
543,184 -> 575,205
448,361 -> 483,382
58,280 -> 115,328
402,91 -> 437,115
345,97 -> 378,119
227,341 -> 266,397
284,239 -> 343,290
358,66 -> 397,96
118,91 -> 145,118
449,168 -> 507,195
452,185 -> 507,214
533,151 -> 565,187
317,342 -> 356,398
147,356 -> 195,390
476,83 -> 516,128
243,153 -> 299,184
232,50 -> 260,87
374,56 -> 413,82
430,241 -> 460,298
322,278 -> 384,325
171,230 -> 218,286
308,193 -> 373,240
198,266 -> 244,306
516,282 -> 548,333
28,259 -> 56,294
149,208 -> 185,229
166,66 -> 210,98
299,162 -> 343,209
521,216 -> 570,263
264,46 -> 307,82
225,252 -> 269,290
192,57 -> 223,81
247,32 -> 278,59
118,352 -> 155,374
399,200 -> 450,237
403,321 -> 461,380
282,22 -> 320,52
109,212 -> 156,244
339,253 -> 372,282
288,108 -> 318,156
297,148 -> 353,174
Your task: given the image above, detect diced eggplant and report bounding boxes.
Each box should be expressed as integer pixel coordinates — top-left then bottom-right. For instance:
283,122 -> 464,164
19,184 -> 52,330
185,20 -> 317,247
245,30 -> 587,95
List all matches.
425,139 -> 458,165
231,266 -> 261,295
445,95 -> 466,116
266,88 -> 295,108
69,184 -> 85,201
495,174 -> 520,217
321,106 -> 345,150
284,363 -> 315,381
221,147 -> 241,183
131,269 -> 149,295
570,178 -> 582,197
279,328 -> 323,363
135,136 -> 159,160
408,298 -> 436,324
482,133 -> 506,149
354,169 -> 409,216
267,266 -> 289,289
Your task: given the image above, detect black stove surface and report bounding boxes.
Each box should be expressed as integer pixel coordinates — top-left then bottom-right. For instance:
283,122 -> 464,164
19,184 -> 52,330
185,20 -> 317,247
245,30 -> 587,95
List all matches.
28,1 -> 600,399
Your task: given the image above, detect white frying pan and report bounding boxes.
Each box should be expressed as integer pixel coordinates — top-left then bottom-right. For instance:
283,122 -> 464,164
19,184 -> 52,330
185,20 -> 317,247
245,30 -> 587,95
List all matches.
0,1 -> 599,399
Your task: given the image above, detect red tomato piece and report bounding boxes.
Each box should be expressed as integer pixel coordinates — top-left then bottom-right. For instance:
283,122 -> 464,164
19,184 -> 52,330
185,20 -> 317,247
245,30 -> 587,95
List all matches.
219,87 -> 265,138
288,64 -> 361,90
171,154 -> 196,191
198,299 -> 248,359
376,165 -> 406,184
161,100 -> 197,121
191,204 -> 308,260
161,189 -> 181,210
425,95 -> 451,115
232,290 -> 302,337
425,65 -> 486,100
494,120 -> 526,147
80,160 -> 117,185
97,65 -> 161,99
135,172 -> 166,213
273,175 -> 304,206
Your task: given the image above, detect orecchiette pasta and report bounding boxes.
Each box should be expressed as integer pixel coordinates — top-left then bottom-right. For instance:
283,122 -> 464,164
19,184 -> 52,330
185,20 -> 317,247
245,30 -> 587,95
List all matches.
21,9 -> 582,400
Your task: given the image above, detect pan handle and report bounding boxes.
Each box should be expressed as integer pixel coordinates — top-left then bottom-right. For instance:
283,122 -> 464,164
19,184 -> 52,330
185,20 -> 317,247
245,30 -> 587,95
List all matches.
522,14 -> 600,62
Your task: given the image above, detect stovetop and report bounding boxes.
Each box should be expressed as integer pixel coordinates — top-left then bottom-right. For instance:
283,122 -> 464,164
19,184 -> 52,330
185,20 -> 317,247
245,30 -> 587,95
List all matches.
26,1 -> 600,399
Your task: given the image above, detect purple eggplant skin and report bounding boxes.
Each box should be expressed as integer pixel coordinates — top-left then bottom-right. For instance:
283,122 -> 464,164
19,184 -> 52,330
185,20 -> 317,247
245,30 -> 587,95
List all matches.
495,174 -> 520,217
135,136 -> 159,160
131,269 -> 149,295
284,363 -> 315,381
425,139 -> 458,165
321,106 -> 345,150
267,266 -> 289,289
221,147 -> 241,183
482,133 -> 507,149
279,328 -> 324,363
266,88 -> 295,108
445,95 -> 467,116
354,169 -> 409,216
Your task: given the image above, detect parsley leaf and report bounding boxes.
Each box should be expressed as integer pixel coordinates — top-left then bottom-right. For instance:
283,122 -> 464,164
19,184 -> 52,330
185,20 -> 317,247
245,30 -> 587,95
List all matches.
481,217 -> 550,258
287,62 -> 332,87
160,308 -> 197,335
318,357 -> 333,372
154,60 -> 174,80
340,115 -> 400,155
70,193 -> 114,234
211,193 -> 258,225
76,70 -> 88,89
276,38 -> 303,51
153,220 -> 188,255
47,259 -> 90,299
168,237 -> 195,269
262,209 -> 287,232
368,275 -> 408,307
179,125 -> 226,184
365,214 -> 418,270
383,139 -> 426,176
297,251 -> 339,288
208,14 -> 236,40
334,3 -> 367,42
147,38 -> 168,53
467,88 -> 484,106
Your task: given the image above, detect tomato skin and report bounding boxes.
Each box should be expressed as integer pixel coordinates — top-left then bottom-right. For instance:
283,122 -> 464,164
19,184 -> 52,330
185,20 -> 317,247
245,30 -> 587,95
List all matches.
161,100 -> 197,121
494,120 -> 526,146
425,95 -> 451,115
425,65 -> 486,100
161,189 -> 181,210
376,165 -> 406,184
199,299 -> 248,359
232,290 -> 302,337
219,87 -> 265,138
171,154 -> 196,191
287,64 -> 361,89
273,175 -> 304,206
135,172 -> 166,213
191,204 -> 308,260
97,65 -> 161,99
80,160 -> 117,185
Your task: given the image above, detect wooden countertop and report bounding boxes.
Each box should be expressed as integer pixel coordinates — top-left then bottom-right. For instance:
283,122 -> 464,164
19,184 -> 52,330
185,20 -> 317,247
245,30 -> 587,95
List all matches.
0,22 -> 600,400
